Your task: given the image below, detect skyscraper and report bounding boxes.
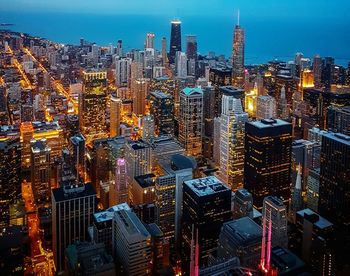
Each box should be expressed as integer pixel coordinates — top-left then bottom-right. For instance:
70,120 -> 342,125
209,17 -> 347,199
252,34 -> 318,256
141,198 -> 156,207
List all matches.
260,196 -> 288,272
232,14 -> 245,88
326,106 -> 350,136
256,95 -> 277,120
244,119 -> 292,209
52,183 -> 96,272
109,158 -> 128,206
112,209 -> 152,275
149,91 -> 174,136
179,87 -> 203,157
142,115 -> 155,141
132,78 -> 150,116
182,176 -> 232,270
145,32 -> 155,49
80,71 -> 108,144
115,57 -> 131,87
169,19 -> 182,64
110,94 -> 122,137
161,37 -> 168,65
30,139 -> 51,206
185,35 -> 197,60
176,51 -> 188,77
218,95 -> 248,190
232,188 -> 254,219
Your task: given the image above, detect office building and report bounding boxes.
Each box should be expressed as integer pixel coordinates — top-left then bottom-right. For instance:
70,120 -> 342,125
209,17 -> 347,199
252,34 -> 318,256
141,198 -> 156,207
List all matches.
176,51 -> 188,78
182,176 -> 232,270
232,188 -> 254,219
232,17 -> 245,88
68,134 -> 85,180
0,135 -> 21,228
313,55 -> 323,88
108,158 -> 128,206
178,87 -> 203,156
145,32 -> 155,49
296,209 -> 334,275
161,37 -> 168,65
217,217 -> 262,268
326,105 -> 350,136
245,83 -> 258,117
256,95 -> 277,120
131,173 -> 156,205
65,241 -> 115,275
125,139 -> 152,185
244,119 -> 292,209
115,57 -> 131,87
80,71 -> 108,144
218,96 -> 248,190
185,35 -> 197,61
110,94 -> 122,137
150,136 -> 185,167
91,203 -> 130,254
142,115 -> 155,141
132,78 -> 150,116
31,139 -> 51,206
150,91 -> 174,136
169,19 -> 182,64
112,209 -> 152,275
52,183 -> 96,272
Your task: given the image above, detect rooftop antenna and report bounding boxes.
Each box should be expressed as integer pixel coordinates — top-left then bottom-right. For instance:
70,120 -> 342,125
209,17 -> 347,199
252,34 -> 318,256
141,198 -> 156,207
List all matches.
237,9 -> 240,26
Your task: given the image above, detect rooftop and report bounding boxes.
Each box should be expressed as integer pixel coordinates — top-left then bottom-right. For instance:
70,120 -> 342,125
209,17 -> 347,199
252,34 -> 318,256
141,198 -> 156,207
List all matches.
93,203 -> 130,223
323,131 -> 350,146
150,90 -> 172,99
184,176 -> 230,197
297,208 -> 333,229
52,183 -> 96,203
134,173 -> 156,188
182,87 -> 203,96
249,118 -> 291,129
114,209 -> 150,239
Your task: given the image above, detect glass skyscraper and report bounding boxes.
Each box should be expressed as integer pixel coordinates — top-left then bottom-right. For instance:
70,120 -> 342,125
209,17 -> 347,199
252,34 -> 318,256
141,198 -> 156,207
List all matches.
169,20 -> 182,64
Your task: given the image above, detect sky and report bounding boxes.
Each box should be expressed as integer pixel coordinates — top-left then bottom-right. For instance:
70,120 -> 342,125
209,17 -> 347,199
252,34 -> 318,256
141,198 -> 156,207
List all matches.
1,0 -> 349,19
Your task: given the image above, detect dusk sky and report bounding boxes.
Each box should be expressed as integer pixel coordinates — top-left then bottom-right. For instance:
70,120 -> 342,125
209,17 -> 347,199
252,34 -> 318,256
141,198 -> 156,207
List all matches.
1,0 -> 349,19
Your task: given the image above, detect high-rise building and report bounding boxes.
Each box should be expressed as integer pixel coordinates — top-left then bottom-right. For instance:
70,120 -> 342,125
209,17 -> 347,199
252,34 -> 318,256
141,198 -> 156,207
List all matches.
185,35 -> 197,60
69,134 -> 85,180
145,32 -> 155,49
110,94 -> 122,137
277,85 -> 290,120
176,51 -> 188,78
326,105 -> 350,136
218,96 -> 248,190
125,139 -> 152,185
232,188 -> 254,219
116,39 -> 123,57
132,78 -> 150,116
244,119 -> 292,209
290,164 -> 303,222
65,241 -> 116,275
115,57 -> 131,87
0,135 -> 21,228
109,158 -> 128,206
31,139 -> 51,206
149,91 -> 174,136
245,83 -> 258,117
178,87 -> 203,156
256,95 -> 277,120
112,209 -> 152,275
52,183 -> 96,272
80,71 -> 108,144
91,203 -> 130,254
217,217 -> 262,269
319,132 -> 350,226
169,19 -> 182,64
142,115 -> 155,141
232,16 -> 245,88
182,176 -> 232,270
161,37 -> 168,65
131,173 -> 156,205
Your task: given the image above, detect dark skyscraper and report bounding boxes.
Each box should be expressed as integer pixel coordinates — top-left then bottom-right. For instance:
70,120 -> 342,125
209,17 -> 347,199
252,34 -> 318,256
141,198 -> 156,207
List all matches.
169,20 -> 182,64
232,14 -> 245,88
150,91 -> 174,136
185,35 -> 197,60
244,119 -> 292,209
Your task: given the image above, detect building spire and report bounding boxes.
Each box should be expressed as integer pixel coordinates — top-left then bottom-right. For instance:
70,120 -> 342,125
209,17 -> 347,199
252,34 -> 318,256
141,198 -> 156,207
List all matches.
237,9 -> 240,26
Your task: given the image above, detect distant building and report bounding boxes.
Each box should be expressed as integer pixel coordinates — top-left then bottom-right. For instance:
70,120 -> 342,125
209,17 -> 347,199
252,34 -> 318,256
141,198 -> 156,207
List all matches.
169,20 -> 182,64
149,91 -> 174,136
256,95 -> 277,120
232,20 -> 245,88
326,105 -> 350,136
131,173 -> 156,205
110,94 -> 122,137
232,188 -> 254,219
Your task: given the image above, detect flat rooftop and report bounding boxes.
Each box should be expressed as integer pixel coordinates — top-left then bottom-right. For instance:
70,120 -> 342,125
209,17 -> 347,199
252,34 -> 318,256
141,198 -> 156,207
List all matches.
52,183 -> 96,203
114,209 -> 150,238
249,118 -> 291,129
150,90 -> 172,99
134,173 -> 156,188
323,131 -> 350,146
93,203 -> 130,223
297,208 -> 333,229
222,217 -> 262,245
184,176 -> 229,197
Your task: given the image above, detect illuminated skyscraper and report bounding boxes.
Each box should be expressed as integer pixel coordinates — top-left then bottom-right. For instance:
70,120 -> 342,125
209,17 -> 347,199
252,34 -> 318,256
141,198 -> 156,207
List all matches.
169,19 -> 182,64
244,119 -> 292,209
260,196 -> 288,273
176,51 -> 188,78
132,78 -> 150,116
80,71 -> 108,144
218,95 -> 248,191
30,139 -> 51,206
178,87 -> 203,156
110,158 -> 128,206
145,32 -> 155,49
245,82 -> 258,117
232,14 -> 245,88
110,94 -> 122,137
142,115 -> 155,141
182,176 -> 232,270
256,95 -> 277,120
0,135 -> 21,228
150,91 -> 174,136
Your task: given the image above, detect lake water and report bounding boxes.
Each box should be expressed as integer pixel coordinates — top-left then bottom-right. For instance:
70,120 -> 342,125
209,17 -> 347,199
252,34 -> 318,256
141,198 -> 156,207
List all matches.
1,11 -> 350,66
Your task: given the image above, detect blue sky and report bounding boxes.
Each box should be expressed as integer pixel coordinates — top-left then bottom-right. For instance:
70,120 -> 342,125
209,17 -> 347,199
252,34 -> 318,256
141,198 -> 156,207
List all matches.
1,0 -> 349,19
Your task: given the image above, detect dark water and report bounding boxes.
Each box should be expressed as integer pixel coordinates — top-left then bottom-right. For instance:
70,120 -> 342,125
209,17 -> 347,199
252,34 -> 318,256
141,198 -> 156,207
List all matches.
1,11 -> 350,66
